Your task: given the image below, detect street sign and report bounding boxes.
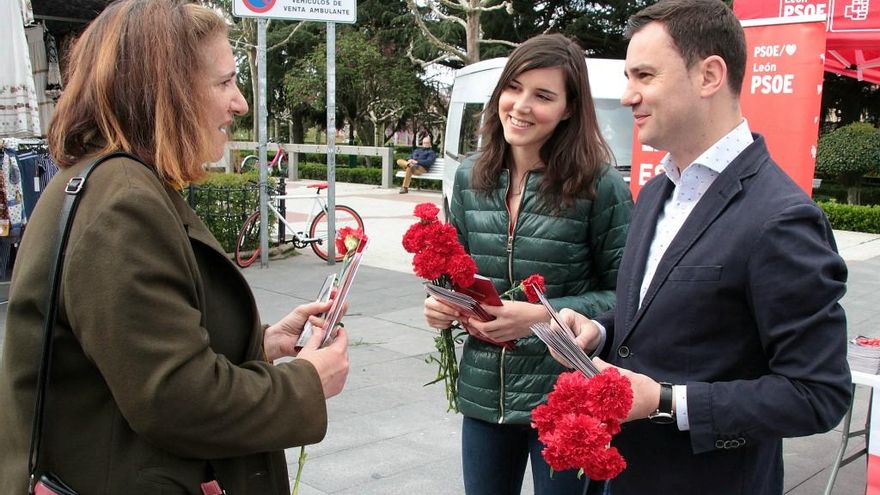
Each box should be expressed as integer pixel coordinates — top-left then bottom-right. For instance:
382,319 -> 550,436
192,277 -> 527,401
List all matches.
232,0 -> 356,23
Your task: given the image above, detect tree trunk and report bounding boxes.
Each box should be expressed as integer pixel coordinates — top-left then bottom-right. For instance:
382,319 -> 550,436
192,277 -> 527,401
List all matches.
466,3 -> 481,65
847,185 -> 861,205
247,47 -> 259,141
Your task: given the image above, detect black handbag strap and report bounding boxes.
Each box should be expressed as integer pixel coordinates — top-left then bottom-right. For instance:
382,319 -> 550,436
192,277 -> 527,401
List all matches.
26,152 -> 145,493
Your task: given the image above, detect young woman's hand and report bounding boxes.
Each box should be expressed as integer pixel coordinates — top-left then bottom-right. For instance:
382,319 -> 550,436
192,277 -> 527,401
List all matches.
424,295 -> 459,329
463,300 -> 547,342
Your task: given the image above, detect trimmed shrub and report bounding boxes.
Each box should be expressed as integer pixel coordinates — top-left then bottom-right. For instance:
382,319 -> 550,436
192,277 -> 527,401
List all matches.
818,200 -> 880,234
183,172 -> 278,253
816,122 -> 880,204
298,163 -> 442,191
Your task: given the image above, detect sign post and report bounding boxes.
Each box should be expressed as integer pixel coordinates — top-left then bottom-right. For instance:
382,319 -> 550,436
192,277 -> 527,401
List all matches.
232,0 -> 356,265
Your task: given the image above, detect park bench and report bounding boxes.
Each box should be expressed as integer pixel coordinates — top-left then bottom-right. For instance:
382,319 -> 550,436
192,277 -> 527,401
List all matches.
395,157 -> 446,189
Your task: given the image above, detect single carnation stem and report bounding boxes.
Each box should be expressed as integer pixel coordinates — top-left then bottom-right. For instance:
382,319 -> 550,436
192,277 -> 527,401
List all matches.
291,446 -> 307,495
441,326 -> 459,412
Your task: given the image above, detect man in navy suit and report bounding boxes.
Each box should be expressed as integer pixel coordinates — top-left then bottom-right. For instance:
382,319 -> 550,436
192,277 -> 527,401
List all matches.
553,1 -> 852,494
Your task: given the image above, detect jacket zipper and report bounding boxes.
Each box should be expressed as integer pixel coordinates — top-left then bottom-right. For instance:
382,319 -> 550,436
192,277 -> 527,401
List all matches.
498,346 -> 507,423
499,170 -> 528,423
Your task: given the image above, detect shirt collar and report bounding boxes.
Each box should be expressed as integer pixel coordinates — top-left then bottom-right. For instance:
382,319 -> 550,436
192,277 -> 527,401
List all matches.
660,119 -> 753,183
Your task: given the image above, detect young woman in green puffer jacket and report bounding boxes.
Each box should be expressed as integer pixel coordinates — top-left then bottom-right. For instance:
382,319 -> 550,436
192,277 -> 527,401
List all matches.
423,34 -> 632,495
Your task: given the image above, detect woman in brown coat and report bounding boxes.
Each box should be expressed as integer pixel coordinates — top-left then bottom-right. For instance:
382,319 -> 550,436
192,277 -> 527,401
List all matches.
0,1 -> 349,493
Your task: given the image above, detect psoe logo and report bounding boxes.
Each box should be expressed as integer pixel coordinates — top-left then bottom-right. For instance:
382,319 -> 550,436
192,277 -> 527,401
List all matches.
242,0 -> 276,13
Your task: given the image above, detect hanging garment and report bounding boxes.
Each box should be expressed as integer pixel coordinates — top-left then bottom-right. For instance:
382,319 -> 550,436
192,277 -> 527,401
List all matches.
36,153 -> 58,191
15,149 -> 40,220
0,151 -> 25,237
0,0 -> 41,138
45,29 -> 63,102
25,25 -> 53,136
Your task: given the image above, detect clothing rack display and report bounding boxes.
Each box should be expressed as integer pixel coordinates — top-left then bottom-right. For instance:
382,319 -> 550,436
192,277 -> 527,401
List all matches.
0,138 -> 59,301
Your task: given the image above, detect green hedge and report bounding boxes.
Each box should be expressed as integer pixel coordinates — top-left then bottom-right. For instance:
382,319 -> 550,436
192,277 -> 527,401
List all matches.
813,179 -> 880,205
817,200 -> 880,234
182,172 -> 278,253
297,163 -> 442,191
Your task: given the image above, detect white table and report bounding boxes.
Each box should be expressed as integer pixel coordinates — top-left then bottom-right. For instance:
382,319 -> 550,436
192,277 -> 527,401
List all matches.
825,370 -> 880,495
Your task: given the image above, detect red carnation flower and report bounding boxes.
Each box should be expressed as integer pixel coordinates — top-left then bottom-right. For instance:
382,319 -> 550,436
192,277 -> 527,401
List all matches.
413,250 -> 447,281
532,369 -> 631,481
335,227 -> 367,255
414,202 -> 440,222
584,367 -> 633,422
582,446 -> 627,481
447,254 -> 477,288
402,222 -> 430,253
522,273 -> 545,303
546,371 -> 593,417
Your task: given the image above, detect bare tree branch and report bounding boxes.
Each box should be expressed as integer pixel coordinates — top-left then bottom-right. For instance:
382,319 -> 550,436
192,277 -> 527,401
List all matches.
268,21 -> 305,52
479,38 -> 519,48
406,42 -> 459,68
425,3 -> 468,29
406,0 -> 468,63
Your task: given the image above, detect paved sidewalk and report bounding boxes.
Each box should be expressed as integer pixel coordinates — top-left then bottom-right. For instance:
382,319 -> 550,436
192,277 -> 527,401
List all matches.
261,181 -> 880,494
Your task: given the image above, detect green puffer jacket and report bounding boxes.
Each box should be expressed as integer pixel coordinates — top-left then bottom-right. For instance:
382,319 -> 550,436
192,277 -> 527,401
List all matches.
451,155 -> 632,424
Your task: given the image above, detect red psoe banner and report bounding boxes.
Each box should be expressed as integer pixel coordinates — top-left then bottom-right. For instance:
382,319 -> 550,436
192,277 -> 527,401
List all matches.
629,19 -> 827,199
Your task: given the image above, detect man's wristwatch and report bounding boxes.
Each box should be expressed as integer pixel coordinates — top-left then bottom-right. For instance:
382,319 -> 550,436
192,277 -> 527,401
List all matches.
648,382 -> 675,424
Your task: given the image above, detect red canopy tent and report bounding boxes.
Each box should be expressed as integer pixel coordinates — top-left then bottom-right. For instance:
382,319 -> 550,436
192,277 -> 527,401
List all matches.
734,0 -> 880,85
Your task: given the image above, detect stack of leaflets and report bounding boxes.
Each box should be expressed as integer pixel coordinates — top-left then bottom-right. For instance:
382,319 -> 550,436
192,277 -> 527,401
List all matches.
424,283 -> 495,321
529,288 -> 600,378
297,242 -> 367,349
423,275 -> 514,349
847,336 -> 880,374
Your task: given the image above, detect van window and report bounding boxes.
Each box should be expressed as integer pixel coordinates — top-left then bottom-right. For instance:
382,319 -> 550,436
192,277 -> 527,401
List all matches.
458,103 -> 484,156
594,99 -> 633,174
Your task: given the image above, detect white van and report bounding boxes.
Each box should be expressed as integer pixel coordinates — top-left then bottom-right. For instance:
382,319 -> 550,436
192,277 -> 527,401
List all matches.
441,57 -> 633,212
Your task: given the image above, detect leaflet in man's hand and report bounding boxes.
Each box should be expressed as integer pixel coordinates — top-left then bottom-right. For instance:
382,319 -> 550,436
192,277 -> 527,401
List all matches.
530,287 -> 600,378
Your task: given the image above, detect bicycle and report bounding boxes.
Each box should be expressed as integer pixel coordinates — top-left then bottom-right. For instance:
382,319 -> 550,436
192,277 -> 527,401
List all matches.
234,181 -> 365,267
239,143 -> 287,177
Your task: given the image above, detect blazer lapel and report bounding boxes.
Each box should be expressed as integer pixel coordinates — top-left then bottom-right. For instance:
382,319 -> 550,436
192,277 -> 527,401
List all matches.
620,138 -> 768,343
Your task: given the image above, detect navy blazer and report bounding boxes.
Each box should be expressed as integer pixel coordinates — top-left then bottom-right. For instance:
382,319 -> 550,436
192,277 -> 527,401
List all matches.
595,135 -> 851,495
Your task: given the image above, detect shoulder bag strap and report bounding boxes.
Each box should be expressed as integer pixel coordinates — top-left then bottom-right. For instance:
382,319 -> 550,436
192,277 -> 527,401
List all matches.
26,151 -> 145,493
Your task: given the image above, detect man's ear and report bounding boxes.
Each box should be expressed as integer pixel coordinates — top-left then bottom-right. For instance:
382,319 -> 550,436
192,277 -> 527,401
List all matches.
699,55 -> 727,97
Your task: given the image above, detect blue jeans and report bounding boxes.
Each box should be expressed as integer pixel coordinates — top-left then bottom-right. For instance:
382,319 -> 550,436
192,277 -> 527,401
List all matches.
462,416 -> 603,495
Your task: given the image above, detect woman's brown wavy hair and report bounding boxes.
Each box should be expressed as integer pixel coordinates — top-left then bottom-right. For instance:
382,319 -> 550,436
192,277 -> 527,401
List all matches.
48,0 -> 227,186
473,34 -> 611,207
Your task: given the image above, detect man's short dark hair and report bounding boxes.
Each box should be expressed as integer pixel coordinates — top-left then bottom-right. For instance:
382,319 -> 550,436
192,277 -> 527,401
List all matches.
626,0 -> 747,96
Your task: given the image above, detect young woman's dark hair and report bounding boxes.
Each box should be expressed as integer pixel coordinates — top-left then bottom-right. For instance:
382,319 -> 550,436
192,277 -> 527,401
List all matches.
473,33 -> 612,206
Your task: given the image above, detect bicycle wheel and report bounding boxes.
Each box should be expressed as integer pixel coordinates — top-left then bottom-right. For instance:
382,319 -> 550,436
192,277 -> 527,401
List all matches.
309,205 -> 365,261
235,211 -> 262,268
239,155 -> 258,174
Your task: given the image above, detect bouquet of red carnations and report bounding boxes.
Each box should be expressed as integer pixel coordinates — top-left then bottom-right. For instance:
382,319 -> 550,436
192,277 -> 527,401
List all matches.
531,368 -> 633,480
402,202 -> 477,412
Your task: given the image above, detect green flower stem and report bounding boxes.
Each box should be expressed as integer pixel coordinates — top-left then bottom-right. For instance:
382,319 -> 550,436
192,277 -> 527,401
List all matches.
290,446 -> 307,495
425,324 -> 462,412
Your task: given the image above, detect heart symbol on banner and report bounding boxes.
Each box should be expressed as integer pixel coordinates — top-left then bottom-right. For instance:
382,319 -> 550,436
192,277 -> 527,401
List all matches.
785,44 -> 797,56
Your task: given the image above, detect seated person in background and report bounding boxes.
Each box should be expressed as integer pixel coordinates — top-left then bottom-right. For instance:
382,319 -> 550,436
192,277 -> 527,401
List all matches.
397,135 -> 436,193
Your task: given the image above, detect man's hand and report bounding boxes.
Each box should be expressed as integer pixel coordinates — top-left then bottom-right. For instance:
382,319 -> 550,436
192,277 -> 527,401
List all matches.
547,308 -> 603,367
